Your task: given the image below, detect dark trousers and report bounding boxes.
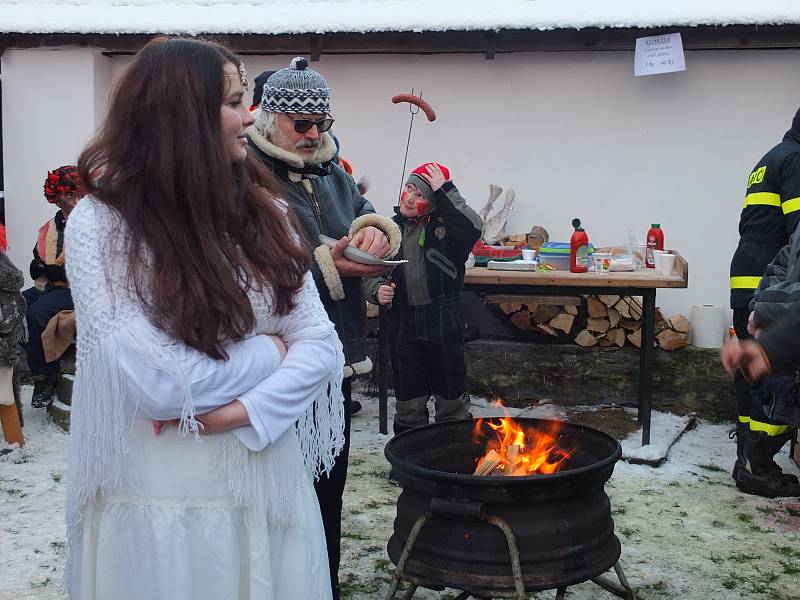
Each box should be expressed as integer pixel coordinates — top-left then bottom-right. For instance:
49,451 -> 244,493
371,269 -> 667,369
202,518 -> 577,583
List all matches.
313,377 -> 351,600
20,287 -> 73,385
733,307 -> 790,436
389,298 -> 466,423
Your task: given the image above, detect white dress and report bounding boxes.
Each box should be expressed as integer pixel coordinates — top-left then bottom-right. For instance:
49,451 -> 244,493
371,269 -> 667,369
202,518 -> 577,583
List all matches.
64,197 -> 345,600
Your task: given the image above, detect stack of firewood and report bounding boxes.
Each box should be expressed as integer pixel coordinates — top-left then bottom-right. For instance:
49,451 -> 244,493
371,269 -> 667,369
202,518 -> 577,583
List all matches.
498,294 -> 691,351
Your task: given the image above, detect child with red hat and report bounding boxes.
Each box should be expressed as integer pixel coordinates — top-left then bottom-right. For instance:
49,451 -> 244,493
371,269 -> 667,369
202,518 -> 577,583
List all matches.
367,162 -> 483,433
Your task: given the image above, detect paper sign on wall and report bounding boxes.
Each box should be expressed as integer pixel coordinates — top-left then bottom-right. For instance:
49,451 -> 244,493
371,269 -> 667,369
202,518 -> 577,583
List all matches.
634,33 -> 686,76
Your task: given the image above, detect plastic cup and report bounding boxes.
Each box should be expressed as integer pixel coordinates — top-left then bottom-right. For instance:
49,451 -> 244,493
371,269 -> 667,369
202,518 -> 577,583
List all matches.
521,248 -> 535,261
592,253 -> 612,275
652,250 -> 667,271
660,252 -> 676,276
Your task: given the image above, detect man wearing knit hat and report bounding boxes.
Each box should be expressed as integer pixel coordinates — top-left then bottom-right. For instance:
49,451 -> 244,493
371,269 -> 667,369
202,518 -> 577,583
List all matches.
247,57 -> 400,600
367,162 -> 483,434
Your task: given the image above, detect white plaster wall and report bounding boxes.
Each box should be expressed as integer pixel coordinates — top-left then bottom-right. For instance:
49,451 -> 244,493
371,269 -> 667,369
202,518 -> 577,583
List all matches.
2,48 -> 111,286
218,50 -> 800,321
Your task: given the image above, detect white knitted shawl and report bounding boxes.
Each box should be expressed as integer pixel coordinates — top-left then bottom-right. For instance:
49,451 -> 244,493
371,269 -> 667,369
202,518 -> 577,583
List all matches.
63,197 -> 345,587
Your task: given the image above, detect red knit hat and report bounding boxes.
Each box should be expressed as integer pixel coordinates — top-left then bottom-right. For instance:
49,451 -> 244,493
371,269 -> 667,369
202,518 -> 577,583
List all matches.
406,162 -> 450,202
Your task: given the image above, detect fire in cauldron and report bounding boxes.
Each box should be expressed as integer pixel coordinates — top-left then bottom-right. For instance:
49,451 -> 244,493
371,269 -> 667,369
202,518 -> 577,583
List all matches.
384,410 -> 635,600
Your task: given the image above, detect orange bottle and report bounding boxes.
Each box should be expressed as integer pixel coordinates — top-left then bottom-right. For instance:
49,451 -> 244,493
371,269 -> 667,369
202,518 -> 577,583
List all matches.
570,218 -> 589,273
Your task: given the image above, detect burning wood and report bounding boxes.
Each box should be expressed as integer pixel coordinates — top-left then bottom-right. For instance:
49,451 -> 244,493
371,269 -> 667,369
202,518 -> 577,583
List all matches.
472,402 -> 575,477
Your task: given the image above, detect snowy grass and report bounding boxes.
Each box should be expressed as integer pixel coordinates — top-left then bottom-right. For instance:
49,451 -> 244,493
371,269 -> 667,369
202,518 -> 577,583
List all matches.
2,385 -> 800,599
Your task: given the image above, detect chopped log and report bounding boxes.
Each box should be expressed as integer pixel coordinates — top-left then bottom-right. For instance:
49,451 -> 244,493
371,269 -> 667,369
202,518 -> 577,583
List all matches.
505,444 -> 521,475
564,304 -> 579,316
598,336 -> 614,347
532,305 -> 560,324
587,318 -> 610,334
510,311 -> 532,330
628,297 -> 643,320
587,297 -> 608,318
605,328 -> 626,348
627,328 -> 642,348
536,324 -> 558,336
598,294 -> 620,308
618,318 -> 641,331
499,302 -> 523,315
657,329 -> 689,351
607,307 -> 621,329
616,299 -> 631,319
654,308 -> 668,333
549,313 -> 575,334
523,303 -> 540,314
668,314 -> 691,334
575,329 -> 599,347
474,449 -> 502,476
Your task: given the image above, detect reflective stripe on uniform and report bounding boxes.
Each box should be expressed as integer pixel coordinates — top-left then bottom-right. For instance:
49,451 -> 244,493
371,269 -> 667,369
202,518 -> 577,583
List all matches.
730,276 -> 762,290
748,418 -> 790,437
782,196 -> 800,215
743,192 -> 781,208
738,415 -> 751,424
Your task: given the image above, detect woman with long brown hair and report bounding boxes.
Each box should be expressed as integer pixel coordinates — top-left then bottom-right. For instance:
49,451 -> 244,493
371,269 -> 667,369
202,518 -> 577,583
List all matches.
65,37 -> 343,599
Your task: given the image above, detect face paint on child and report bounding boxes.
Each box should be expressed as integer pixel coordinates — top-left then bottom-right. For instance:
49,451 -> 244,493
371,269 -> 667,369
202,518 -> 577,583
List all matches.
399,183 -> 431,218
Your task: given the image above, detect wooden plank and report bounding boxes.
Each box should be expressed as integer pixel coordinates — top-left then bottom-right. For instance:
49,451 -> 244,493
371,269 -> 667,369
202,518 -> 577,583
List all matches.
5,25 -> 800,56
466,262 -> 688,289
486,294 -> 580,306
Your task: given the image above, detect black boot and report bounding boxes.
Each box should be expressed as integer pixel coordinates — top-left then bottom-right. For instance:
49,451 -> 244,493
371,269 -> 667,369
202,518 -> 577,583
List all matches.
766,430 -> 799,485
730,423 -> 747,481
736,430 -> 800,498
31,381 -> 55,408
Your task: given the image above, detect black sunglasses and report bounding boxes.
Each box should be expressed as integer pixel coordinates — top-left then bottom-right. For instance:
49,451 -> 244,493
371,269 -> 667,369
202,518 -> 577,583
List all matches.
291,117 -> 335,134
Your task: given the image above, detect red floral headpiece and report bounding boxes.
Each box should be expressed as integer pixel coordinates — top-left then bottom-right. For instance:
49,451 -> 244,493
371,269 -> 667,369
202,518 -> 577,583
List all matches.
43,165 -> 81,204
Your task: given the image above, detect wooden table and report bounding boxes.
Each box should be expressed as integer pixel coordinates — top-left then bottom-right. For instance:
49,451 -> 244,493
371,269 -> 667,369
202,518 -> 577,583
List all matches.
462,253 -> 689,445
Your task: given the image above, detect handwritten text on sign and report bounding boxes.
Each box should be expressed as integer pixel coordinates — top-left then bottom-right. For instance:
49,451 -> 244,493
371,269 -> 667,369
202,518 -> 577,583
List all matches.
634,33 -> 686,77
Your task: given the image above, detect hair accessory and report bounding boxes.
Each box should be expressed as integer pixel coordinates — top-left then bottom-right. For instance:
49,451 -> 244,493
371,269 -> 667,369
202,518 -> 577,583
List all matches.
238,63 -> 249,90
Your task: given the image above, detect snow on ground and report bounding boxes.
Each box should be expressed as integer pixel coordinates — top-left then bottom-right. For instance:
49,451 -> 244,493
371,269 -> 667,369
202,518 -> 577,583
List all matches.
2,385 -> 800,600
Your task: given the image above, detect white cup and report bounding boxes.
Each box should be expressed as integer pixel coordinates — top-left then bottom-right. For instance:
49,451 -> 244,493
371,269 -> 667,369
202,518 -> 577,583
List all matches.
660,252 -> 676,276
653,250 -> 667,271
521,248 -> 535,261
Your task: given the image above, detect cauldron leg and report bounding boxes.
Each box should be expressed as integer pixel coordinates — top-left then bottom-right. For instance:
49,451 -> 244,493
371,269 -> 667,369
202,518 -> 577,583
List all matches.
484,516 -> 526,600
555,588 -> 567,600
590,561 -> 636,599
386,513 -> 432,600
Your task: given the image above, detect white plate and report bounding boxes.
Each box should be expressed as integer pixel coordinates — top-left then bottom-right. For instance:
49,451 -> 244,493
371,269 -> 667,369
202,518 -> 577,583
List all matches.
318,234 -> 408,266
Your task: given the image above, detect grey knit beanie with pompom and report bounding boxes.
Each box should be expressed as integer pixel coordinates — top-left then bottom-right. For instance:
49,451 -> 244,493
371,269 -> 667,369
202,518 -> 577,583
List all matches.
260,57 -> 331,114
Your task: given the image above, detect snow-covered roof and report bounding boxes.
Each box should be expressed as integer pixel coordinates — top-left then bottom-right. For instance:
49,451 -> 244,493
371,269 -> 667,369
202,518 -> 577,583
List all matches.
2,0 -> 800,36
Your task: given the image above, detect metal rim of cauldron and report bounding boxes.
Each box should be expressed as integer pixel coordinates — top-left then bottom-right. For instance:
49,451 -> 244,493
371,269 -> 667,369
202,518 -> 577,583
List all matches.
384,417 -> 622,485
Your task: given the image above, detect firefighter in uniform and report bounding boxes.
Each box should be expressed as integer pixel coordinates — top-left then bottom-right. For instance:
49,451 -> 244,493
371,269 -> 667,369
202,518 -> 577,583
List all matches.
729,108 -> 800,497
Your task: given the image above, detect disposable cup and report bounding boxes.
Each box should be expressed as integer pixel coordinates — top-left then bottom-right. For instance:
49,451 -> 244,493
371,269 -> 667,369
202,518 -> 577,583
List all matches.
521,248 -> 535,261
593,253 -> 612,275
653,250 -> 667,271
660,253 -> 676,276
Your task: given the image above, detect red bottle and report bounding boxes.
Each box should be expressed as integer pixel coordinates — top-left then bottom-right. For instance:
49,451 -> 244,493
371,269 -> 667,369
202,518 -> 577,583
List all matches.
570,218 -> 589,273
645,224 -> 664,269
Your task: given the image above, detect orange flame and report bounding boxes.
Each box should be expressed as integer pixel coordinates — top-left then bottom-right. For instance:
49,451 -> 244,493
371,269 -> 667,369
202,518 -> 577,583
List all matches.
472,401 -> 574,476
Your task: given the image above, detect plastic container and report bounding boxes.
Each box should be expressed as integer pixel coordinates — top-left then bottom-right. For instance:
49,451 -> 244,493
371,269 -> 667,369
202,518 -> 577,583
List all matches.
540,241 -> 593,271
570,218 -> 590,273
645,224 -> 664,269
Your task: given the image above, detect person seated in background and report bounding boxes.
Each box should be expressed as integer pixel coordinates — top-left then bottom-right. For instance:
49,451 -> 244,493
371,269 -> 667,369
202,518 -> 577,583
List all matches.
21,165 -> 83,407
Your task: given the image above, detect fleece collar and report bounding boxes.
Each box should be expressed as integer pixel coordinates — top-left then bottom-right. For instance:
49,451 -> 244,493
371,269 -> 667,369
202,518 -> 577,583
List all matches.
247,125 -> 337,177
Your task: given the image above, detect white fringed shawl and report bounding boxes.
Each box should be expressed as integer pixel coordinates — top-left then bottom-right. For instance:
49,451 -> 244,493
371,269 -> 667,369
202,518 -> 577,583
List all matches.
63,197 -> 345,589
